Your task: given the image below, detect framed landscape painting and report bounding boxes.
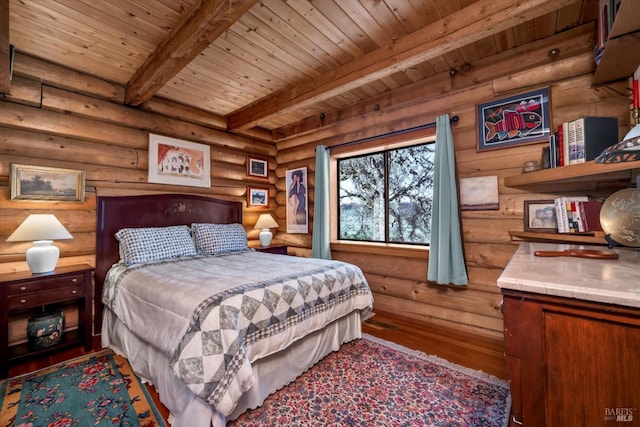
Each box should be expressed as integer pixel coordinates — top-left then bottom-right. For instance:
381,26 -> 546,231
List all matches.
477,87 -> 551,152
247,186 -> 269,208
11,164 -> 85,202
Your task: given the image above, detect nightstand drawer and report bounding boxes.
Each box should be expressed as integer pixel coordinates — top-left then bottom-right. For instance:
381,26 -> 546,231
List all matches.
8,286 -> 85,310
8,274 -> 85,296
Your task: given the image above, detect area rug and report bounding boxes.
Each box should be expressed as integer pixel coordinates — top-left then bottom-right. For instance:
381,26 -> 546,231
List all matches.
0,349 -> 166,427
230,334 -> 511,427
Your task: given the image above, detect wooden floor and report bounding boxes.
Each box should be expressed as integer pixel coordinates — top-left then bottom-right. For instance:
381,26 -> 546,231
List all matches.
6,309 -> 508,422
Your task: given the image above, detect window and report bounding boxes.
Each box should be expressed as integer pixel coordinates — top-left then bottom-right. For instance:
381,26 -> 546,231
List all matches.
337,142 -> 435,245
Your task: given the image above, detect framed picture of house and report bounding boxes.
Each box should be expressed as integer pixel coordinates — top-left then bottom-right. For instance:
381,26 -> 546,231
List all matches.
247,156 -> 269,179
247,186 -> 269,208
11,164 -> 85,202
477,87 -> 551,152
148,134 -> 210,188
524,200 -> 558,233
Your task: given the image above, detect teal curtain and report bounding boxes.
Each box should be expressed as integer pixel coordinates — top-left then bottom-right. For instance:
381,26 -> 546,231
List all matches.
311,145 -> 332,260
427,114 -> 468,285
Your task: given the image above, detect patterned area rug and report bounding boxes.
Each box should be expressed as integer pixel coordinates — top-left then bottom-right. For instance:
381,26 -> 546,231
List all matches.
0,349 -> 166,427
230,334 -> 510,427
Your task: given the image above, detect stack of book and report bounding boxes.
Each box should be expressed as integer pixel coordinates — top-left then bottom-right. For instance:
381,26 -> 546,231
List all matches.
554,197 -> 604,234
548,116 -> 618,168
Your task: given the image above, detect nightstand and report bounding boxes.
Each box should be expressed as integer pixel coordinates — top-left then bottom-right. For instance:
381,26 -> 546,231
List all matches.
255,245 -> 288,255
0,264 -> 94,378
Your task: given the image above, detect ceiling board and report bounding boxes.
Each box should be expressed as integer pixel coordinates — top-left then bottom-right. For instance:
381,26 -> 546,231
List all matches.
8,0 -> 597,141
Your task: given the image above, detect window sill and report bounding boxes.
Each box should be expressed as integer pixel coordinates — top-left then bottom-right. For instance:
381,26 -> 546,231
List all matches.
330,240 -> 428,259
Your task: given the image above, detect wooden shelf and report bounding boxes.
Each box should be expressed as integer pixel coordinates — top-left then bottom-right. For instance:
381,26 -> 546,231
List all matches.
504,160 -> 639,192
593,0 -> 640,84
509,231 -> 608,246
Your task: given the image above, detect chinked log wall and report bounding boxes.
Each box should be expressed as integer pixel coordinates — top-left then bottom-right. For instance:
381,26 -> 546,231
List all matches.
0,23 -> 631,346
275,23 -> 629,340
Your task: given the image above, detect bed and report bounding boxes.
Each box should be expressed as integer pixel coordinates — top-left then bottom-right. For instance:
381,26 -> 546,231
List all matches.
95,193 -> 373,427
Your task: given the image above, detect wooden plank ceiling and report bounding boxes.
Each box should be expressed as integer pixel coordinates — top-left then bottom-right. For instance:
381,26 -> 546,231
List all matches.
8,0 -> 596,142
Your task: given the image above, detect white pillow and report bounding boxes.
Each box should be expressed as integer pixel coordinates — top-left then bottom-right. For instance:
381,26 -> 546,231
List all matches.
115,225 -> 197,266
191,223 -> 248,255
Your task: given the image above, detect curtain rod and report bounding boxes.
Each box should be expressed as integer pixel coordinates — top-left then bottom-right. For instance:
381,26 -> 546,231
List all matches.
329,115 -> 459,150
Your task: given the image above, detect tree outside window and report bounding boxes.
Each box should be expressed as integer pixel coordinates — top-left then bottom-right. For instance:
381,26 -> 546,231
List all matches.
337,142 -> 435,245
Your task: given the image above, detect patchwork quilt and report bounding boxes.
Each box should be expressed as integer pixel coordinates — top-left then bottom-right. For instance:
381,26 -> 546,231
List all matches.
102,251 -> 373,416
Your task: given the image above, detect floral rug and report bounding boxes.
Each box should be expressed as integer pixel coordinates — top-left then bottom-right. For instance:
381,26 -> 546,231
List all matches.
230,334 -> 511,427
0,349 -> 166,427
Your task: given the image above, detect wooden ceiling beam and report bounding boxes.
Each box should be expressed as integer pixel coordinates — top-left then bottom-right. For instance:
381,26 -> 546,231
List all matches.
273,23 -> 595,143
227,0 -> 576,131
0,0 -> 10,95
125,0 -> 259,107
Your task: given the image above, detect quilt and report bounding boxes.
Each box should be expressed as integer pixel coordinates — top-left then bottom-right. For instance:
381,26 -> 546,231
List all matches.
102,251 -> 373,416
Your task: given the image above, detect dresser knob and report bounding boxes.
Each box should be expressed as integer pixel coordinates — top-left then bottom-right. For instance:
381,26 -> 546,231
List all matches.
20,299 -> 26,304
20,286 -> 27,291
71,278 -> 78,283
71,290 -> 77,294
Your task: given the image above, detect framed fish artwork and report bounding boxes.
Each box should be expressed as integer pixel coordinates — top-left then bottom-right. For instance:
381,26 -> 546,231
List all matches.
477,87 -> 551,152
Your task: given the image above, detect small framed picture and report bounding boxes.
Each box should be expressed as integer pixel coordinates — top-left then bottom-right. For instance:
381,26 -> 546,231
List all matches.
11,164 -> 85,202
247,156 -> 269,179
524,200 -> 558,233
247,186 -> 269,208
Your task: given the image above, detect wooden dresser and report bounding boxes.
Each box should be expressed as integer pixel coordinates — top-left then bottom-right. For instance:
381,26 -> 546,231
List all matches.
498,242 -> 640,427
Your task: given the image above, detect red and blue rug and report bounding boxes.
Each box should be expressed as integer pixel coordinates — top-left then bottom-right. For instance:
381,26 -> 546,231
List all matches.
230,334 -> 511,426
0,350 -> 165,427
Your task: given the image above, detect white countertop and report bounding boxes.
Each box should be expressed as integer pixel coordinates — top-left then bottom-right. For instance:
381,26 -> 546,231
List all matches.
497,242 -> 640,308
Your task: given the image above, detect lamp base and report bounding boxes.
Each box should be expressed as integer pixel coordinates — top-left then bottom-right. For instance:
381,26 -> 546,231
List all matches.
259,229 -> 273,247
26,240 -> 60,274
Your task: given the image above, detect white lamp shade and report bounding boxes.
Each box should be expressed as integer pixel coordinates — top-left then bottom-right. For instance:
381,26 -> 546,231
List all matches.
254,214 -> 279,230
7,214 -> 73,242
6,214 -> 73,274
254,214 -> 278,247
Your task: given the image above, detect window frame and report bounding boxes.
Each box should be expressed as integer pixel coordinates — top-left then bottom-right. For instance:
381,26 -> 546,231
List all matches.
330,132 -> 436,248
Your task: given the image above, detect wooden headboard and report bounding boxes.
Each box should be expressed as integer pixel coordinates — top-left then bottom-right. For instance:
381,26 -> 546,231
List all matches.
95,193 -> 242,333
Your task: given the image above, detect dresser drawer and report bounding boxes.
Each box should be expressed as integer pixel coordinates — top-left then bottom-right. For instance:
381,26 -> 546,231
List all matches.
8,286 -> 86,310
8,274 -> 85,296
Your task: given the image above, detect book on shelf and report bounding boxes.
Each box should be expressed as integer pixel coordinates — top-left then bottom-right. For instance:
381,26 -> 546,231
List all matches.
562,121 -> 569,166
567,120 -> 578,165
554,196 -> 590,233
549,116 -> 619,167
578,201 -> 604,232
573,116 -> 619,163
597,0 -> 622,49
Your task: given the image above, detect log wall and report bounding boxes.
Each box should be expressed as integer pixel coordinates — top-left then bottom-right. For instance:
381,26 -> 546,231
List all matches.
0,53 -> 279,343
0,24 -> 632,346
275,24 -> 631,340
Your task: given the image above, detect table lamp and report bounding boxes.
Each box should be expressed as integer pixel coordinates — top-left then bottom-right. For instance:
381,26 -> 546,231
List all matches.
6,214 -> 73,274
254,213 -> 279,247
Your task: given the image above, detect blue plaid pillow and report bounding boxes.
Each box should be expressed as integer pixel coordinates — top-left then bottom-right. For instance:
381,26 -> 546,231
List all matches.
192,223 -> 248,255
115,225 -> 197,266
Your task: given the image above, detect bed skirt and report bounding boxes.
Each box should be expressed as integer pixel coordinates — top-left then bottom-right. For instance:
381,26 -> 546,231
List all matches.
101,307 -> 364,427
